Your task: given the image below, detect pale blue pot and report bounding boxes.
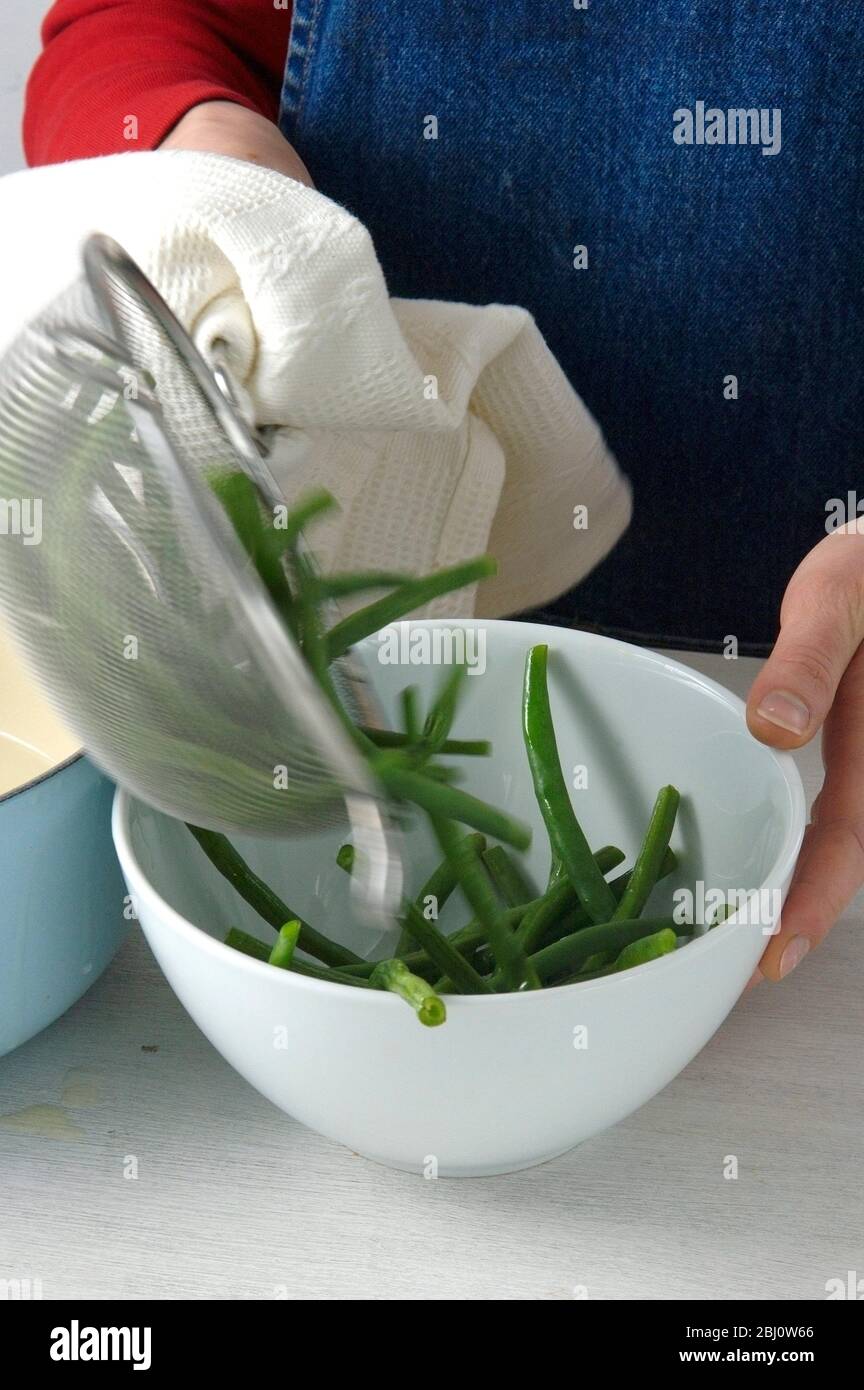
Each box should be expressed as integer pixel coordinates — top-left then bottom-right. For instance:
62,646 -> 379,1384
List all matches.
0,752 -> 127,1058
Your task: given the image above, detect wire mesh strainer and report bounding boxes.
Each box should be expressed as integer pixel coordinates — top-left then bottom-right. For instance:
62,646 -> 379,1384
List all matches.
0,234 -> 401,925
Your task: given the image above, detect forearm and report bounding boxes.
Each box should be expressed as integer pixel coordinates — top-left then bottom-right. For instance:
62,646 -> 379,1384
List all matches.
24,0 -> 289,166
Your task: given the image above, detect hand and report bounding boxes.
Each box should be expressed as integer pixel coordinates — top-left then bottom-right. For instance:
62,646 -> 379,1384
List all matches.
160,101 -> 314,187
746,519 -> 864,981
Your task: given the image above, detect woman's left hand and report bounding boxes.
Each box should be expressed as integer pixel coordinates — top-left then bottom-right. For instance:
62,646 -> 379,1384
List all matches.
746,520 -> 864,981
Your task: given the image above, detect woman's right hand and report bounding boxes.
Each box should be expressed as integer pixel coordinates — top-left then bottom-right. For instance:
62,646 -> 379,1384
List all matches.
160,100 -> 314,186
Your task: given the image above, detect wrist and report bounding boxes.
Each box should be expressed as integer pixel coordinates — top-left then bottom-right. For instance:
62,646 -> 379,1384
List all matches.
161,101 -> 314,187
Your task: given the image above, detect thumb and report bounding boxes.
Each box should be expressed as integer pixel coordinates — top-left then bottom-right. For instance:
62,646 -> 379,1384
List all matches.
747,524 -> 864,749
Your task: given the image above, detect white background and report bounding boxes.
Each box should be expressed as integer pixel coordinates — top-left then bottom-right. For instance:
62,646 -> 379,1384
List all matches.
2,2 -> 44,175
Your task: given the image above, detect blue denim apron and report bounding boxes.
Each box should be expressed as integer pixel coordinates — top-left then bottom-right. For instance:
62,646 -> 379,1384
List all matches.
279,1 -> 863,654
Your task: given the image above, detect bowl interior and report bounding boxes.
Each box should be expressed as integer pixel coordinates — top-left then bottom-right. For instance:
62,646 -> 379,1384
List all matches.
125,621 -> 802,961
0,620 -> 80,798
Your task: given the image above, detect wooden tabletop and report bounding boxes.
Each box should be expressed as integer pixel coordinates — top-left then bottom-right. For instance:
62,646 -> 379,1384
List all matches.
1,649 -> 861,1301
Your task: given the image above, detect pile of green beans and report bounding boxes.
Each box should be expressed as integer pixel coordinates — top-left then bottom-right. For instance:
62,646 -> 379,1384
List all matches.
193,478 -> 697,1027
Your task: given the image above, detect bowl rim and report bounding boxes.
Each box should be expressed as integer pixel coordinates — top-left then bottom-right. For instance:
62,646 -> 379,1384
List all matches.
112,621 -> 807,1008
0,747 -> 84,806
0,633 -> 84,802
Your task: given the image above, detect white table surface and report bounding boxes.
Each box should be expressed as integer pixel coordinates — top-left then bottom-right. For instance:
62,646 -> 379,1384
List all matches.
1,649 -> 861,1302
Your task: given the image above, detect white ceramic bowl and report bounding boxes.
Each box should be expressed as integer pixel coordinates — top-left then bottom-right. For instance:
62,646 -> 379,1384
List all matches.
113,621 -> 805,1176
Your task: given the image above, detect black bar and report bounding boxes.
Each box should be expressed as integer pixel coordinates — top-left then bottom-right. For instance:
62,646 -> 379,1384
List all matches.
1,1296 -> 858,1371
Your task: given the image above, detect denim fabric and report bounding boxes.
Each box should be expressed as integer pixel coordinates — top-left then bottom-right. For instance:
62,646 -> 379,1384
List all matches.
280,1 -> 863,654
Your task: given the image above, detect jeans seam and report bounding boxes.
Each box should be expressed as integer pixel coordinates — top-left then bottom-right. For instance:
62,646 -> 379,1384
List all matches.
280,0 -> 322,138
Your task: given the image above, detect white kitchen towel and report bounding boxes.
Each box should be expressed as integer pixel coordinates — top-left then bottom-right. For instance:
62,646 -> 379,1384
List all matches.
0,150 -> 631,617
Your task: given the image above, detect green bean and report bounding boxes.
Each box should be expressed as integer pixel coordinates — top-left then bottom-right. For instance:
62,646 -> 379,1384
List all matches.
513,880 -> 577,958
613,786 -> 680,921
613,926 -> 678,971
563,925 -> 680,983
211,477 -> 340,659
400,686 -> 421,743
325,557 -> 496,661
398,902 -> 493,993
209,470 -> 296,624
268,920 -> 301,970
578,951 -> 614,973
546,854 -> 566,890
393,835 -> 482,957
287,957 -> 378,988
538,847 -> 678,951
579,844 -> 627,878
338,838 -> 489,990
360,728 -> 492,757
369,960 -> 447,1026
344,902 -> 529,981
485,876 -> 579,986
224,926 -> 270,962
529,917 -> 689,984
213,476 -> 357,750
267,488 -> 337,552
314,571 -> 411,599
271,499 -> 341,700
482,846 -> 537,907
522,645 -> 617,924
209,469 -> 263,551
426,906 -> 530,990
192,484 -> 697,1005
419,663 -> 468,757
189,825 -> 363,968
291,547 -> 331,684
378,762 -> 531,850
282,550 -> 378,758
431,815 -> 539,991
223,927 -> 374,988
436,845 -> 626,989
512,845 -> 627,959
419,763 -> 462,784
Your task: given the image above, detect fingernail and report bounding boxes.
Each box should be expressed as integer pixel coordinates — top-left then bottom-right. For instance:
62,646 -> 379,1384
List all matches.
779,935 -> 810,978
756,690 -> 811,735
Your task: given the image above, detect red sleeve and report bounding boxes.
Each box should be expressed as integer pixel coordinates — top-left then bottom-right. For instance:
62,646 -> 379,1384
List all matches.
24,0 -> 291,167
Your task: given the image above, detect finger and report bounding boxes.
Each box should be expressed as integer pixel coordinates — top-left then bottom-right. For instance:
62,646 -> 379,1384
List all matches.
759,642 -> 864,980
747,522 -> 864,750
